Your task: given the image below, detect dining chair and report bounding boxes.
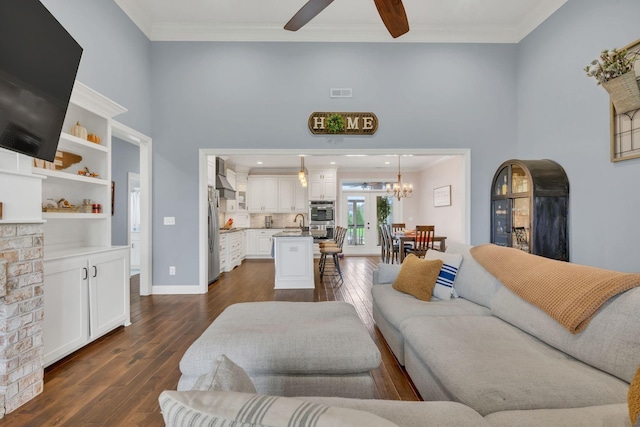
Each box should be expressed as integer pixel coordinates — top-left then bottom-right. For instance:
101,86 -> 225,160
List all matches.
392,222 -> 413,252
382,224 -> 401,264
405,225 -> 435,258
379,224 -> 390,264
391,223 -> 405,233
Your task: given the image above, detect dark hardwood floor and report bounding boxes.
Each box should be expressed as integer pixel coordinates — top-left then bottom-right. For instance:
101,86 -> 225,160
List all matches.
2,256 -> 419,426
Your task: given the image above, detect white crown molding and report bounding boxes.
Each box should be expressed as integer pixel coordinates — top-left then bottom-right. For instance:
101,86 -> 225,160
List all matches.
71,81 -> 128,118
116,0 -> 568,44
148,22 -> 527,43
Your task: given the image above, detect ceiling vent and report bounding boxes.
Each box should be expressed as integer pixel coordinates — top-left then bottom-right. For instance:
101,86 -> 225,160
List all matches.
330,88 -> 352,98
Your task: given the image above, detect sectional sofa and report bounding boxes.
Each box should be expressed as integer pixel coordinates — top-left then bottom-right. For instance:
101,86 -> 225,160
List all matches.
372,242 -> 640,426
159,242 -> 639,427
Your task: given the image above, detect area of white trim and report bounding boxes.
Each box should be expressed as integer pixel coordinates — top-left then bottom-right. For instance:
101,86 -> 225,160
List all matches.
151,285 -> 203,295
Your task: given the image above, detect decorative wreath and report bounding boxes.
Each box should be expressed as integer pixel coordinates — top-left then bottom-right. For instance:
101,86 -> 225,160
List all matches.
326,113 -> 345,134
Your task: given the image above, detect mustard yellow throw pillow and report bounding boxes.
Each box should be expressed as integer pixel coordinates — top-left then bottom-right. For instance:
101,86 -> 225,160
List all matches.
392,254 -> 443,301
630,363 -> 640,426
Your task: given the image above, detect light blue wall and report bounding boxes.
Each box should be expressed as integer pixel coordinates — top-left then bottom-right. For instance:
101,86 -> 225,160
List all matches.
111,137 -> 140,245
40,0 -> 152,135
150,42 -> 518,285
517,0 -> 640,271
36,0 -> 640,287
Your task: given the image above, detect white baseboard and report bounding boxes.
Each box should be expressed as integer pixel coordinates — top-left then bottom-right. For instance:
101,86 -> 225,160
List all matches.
151,285 -> 205,295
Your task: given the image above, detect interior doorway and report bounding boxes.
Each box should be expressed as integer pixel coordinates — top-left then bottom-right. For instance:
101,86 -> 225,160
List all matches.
111,121 -> 152,296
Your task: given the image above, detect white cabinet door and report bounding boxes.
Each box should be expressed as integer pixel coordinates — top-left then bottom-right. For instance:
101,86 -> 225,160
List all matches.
278,177 -> 296,211
308,169 -> 336,200
279,177 -> 308,212
207,158 -> 216,187
89,248 -> 130,339
43,257 -> 90,367
294,179 -> 308,211
226,170 -> 237,212
256,234 -> 273,256
248,177 -> 278,212
245,230 -> 256,255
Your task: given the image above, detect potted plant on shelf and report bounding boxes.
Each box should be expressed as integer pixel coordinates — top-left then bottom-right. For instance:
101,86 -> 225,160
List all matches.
585,47 -> 640,114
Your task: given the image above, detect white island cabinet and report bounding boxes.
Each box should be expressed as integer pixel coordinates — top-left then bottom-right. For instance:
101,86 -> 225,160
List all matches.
272,231 -> 314,289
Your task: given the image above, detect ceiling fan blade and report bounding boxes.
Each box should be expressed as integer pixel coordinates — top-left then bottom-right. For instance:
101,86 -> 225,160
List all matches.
284,0 -> 334,32
373,0 -> 409,38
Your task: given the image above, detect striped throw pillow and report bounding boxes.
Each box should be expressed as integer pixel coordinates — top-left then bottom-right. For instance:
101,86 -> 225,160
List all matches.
424,252 -> 463,300
159,390 -> 399,427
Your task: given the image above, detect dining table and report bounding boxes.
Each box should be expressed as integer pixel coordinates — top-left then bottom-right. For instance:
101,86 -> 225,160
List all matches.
394,232 -> 447,262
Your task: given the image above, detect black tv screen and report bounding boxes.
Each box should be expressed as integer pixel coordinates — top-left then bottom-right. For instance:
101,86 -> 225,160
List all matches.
0,0 -> 83,162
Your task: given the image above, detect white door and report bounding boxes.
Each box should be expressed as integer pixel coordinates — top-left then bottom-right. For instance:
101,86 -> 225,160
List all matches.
342,192 -> 393,255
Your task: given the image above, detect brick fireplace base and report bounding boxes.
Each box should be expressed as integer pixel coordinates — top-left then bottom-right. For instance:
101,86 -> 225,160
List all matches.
0,223 -> 44,416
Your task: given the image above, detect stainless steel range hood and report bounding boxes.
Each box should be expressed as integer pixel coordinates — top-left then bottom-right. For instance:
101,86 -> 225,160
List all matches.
215,157 -> 236,200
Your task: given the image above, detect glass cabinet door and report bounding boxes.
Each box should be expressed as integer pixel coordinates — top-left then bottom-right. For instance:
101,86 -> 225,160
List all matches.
511,165 -> 529,194
494,167 -> 508,196
510,197 -> 530,252
492,199 -> 509,246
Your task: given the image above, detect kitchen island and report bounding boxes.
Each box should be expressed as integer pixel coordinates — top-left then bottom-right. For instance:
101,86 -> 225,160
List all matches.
272,230 -> 314,289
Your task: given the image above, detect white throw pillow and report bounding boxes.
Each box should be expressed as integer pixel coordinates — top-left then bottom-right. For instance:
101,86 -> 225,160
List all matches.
424,252 -> 463,300
159,390 -> 399,427
192,354 -> 257,393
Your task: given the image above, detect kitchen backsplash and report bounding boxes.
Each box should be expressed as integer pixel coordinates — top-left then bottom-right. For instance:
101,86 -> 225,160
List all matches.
250,213 -> 307,229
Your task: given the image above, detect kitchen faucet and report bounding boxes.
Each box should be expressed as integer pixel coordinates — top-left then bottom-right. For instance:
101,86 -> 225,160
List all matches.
294,213 -> 305,229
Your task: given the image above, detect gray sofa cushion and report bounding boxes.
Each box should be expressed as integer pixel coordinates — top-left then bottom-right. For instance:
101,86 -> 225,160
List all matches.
491,286 -> 640,383
302,397 -> 492,427
484,404 -> 632,427
401,316 -> 629,416
445,242 -> 502,308
372,284 -> 490,364
372,285 -> 490,329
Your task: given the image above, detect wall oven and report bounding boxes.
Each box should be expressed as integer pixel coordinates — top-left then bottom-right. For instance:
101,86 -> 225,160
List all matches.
309,200 -> 335,223
309,200 -> 335,243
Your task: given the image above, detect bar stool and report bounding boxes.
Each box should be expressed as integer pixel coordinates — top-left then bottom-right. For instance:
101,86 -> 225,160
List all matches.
319,226 -> 346,286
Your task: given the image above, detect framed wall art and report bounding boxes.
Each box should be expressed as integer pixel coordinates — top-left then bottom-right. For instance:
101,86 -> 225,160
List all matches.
433,185 -> 451,207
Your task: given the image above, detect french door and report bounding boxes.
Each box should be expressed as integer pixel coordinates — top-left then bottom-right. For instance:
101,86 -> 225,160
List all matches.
342,192 -> 395,255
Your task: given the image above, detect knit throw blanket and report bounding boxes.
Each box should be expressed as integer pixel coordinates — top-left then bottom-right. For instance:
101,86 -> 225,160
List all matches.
470,244 -> 640,334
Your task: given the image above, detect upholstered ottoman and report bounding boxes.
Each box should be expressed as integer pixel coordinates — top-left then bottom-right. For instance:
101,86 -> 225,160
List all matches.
178,301 -> 382,398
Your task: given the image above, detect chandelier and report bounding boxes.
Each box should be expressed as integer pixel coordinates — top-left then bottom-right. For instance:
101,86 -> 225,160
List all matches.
386,156 -> 413,200
298,156 -> 307,187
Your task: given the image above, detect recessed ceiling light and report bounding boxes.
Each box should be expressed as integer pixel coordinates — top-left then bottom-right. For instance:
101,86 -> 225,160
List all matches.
257,161 -> 263,165
330,161 -> 336,165
385,161 -> 391,165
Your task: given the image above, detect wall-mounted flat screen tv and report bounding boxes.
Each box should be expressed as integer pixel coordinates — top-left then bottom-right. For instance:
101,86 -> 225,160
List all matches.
0,0 -> 83,162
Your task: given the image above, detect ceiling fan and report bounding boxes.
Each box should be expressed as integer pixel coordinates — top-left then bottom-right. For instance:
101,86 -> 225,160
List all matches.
284,0 -> 409,39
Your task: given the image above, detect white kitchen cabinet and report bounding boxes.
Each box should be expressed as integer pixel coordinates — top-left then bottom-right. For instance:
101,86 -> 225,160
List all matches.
43,247 -> 130,367
248,177 -> 278,212
245,229 -> 282,258
226,231 -> 243,271
219,234 -> 228,272
225,169 -> 238,212
308,169 -> 337,201
207,157 -> 216,187
278,177 -> 308,212
236,173 -> 248,212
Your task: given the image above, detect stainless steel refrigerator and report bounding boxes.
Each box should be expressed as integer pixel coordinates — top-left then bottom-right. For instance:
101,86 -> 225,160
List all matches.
208,186 -> 220,283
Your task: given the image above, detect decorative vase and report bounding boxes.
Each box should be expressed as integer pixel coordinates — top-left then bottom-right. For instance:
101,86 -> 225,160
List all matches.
601,72 -> 640,114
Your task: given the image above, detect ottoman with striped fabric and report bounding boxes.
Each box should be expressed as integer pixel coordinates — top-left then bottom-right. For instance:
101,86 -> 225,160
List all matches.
178,301 -> 381,398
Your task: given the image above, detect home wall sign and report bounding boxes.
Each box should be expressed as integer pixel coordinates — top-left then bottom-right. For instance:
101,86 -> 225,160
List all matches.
308,112 -> 378,135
